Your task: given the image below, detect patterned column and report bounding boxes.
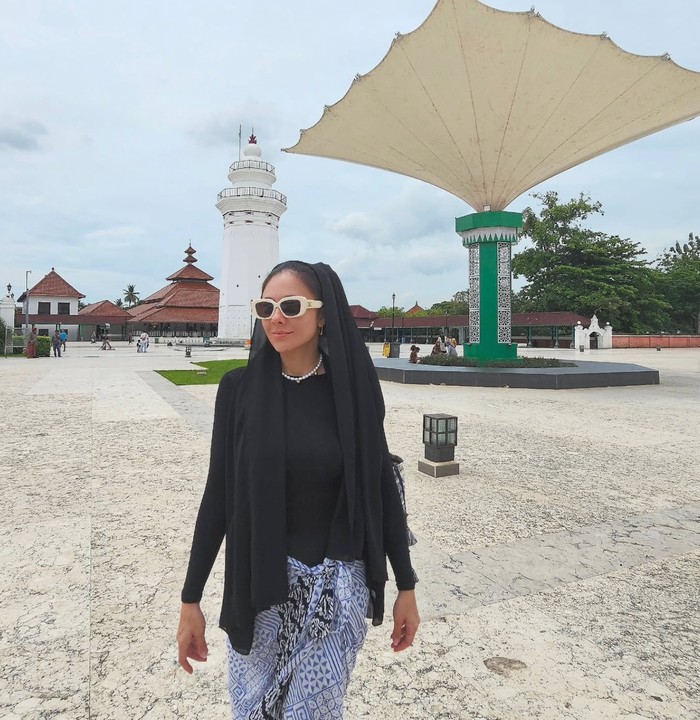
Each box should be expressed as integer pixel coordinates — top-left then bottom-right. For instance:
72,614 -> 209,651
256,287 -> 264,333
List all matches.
456,211 -> 522,362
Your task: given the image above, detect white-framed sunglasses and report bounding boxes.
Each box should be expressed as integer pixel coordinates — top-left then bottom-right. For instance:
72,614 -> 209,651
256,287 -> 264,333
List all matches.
251,296 -> 324,320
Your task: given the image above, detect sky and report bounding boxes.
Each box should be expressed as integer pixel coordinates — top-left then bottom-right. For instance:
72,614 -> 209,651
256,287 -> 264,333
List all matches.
2,0 -> 700,312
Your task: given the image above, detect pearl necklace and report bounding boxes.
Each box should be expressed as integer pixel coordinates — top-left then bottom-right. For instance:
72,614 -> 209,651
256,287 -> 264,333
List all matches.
281,355 -> 323,384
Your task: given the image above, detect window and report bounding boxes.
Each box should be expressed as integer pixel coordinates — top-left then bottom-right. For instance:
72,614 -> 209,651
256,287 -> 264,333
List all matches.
37,302 -> 51,315
38,329 -> 49,336
57,302 -> 70,315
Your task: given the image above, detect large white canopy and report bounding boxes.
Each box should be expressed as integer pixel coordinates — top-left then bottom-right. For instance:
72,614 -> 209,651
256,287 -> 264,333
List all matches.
285,0 -> 700,211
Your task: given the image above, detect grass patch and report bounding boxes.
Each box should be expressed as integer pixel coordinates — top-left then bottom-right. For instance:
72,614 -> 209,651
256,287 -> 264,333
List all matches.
418,355 -> 572,368
157,359 -> 248,385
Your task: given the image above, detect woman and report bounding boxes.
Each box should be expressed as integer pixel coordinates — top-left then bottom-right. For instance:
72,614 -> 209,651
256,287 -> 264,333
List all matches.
177,261 -> 419,719
26,327 -> 38,359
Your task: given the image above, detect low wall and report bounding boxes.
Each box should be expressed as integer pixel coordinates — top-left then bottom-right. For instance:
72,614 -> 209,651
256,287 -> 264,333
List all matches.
613,335 -> 700,349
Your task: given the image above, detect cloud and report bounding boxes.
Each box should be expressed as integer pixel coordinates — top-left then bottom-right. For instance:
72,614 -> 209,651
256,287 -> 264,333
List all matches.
327,184 -> 463,247
83,225 -> 145,251
0,121 -> 48,152
84,225 -> 144,241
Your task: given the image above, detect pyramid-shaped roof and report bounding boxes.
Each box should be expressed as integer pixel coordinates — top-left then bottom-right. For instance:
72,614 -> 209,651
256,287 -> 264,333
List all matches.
406,302 -> 425,316
128,244 -> 219,325
78,300 -> 131,321
18,268 -> 85,301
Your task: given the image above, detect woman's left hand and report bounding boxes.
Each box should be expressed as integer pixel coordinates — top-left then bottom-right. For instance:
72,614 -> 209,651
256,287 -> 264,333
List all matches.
391,589 -> 420,652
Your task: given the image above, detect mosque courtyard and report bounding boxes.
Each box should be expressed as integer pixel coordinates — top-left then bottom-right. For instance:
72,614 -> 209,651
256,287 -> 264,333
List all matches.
1,343 -> 698,719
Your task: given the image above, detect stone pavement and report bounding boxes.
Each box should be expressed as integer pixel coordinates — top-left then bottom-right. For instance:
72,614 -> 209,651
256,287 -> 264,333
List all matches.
1,343 -> 698,719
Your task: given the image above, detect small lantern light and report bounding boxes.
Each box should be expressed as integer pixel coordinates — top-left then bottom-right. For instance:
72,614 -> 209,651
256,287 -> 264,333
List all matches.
418,413 -> 460,477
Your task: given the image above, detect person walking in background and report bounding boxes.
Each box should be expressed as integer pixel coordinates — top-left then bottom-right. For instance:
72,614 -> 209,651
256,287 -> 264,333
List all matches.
52,330 -> 62,358
139,331 -> 149,353
59,329 -> 68,353
26,327 -> 38,359
177,261 -> 419,719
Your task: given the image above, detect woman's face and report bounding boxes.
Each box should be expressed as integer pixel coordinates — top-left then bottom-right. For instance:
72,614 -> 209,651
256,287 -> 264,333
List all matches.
260,271 -> 323,358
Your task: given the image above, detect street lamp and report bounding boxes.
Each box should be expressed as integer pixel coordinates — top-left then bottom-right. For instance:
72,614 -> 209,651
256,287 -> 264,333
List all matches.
391,292 -> 396,342
417,413 -> 460,477
24,270 -> 31,338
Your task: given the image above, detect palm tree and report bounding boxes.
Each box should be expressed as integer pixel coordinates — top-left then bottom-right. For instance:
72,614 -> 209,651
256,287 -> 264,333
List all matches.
114,298 -> 123,307
123,284 -> 139,307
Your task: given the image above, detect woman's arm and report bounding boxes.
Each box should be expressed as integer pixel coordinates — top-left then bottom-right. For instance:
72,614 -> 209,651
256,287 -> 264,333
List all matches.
180,371 -> 237,602
380,452 -> 420,651
177,370 -> 239,672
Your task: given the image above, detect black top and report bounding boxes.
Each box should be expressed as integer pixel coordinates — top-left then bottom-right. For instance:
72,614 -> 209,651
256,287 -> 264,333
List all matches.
284,374 -> 343,567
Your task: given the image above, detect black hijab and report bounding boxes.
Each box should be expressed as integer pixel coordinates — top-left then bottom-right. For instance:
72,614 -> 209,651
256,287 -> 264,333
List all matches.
226,262 -> 391,644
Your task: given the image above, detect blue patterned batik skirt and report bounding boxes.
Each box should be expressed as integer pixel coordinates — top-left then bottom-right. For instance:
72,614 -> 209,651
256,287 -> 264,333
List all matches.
226,557 -> 370,720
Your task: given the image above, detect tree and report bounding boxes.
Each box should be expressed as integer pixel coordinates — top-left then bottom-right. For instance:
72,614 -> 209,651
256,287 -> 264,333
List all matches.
657,233 -> 700,333
659,233 -> 700,266
123,284 -> 139,307
512,191 -> 670,332
375,306 -> 406,318
114,298 -> 124,307
426,291 -> 469,316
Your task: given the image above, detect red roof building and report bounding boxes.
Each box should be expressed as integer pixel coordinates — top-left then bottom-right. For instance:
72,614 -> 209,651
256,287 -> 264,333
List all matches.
16,268 -> 85,335
76,300 -> 131,341
128,245 -> 220,337
406,302 -> 425,316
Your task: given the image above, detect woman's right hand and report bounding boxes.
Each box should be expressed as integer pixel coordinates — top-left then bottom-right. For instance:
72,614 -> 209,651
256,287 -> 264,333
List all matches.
177,603 -> 209,674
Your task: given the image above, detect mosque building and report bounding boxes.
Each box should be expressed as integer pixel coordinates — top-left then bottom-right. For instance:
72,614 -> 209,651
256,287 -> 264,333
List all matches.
127,244 -> 219,338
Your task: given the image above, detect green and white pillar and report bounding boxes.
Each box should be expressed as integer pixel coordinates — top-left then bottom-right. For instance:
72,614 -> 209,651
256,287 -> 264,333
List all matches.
455,210 -> 522,362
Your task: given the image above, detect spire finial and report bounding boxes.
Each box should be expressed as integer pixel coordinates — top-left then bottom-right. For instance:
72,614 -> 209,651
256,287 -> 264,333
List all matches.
184,243 -> 197,264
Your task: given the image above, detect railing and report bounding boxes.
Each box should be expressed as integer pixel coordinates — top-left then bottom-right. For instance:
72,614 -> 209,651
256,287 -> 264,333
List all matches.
217,187 -> 287,204
229,159 -> 275,174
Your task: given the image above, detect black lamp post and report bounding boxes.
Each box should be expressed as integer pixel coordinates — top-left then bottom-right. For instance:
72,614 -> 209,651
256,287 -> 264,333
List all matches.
391,293 -> 396,342
418,413 -> 460,477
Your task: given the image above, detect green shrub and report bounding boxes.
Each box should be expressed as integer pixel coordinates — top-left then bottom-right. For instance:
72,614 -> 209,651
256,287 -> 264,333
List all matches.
12,336 -> 25,354
418,354 -> 571,368
36,336 -> 51,357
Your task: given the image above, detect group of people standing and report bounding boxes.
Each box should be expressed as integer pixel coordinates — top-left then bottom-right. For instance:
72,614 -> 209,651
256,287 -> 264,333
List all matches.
136,331 -> 149,352
25,327 -> 67,358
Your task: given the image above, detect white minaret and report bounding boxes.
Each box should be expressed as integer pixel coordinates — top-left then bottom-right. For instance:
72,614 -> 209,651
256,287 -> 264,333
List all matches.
216,134 -> 287,341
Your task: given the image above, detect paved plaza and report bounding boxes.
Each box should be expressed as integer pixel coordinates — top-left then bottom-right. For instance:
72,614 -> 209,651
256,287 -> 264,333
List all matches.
1,343 -> 698,719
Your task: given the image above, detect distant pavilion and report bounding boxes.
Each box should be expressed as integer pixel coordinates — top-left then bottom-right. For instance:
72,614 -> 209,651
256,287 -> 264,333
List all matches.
127,245 -> 220,339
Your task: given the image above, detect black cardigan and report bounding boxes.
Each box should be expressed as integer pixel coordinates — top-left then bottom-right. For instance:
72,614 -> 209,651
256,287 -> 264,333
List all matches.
181,366 -> 416,654
182,262 -> 416,655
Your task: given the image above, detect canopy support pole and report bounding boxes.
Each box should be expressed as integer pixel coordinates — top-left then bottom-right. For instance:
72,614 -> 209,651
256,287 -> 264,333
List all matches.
456,210 -> 523,363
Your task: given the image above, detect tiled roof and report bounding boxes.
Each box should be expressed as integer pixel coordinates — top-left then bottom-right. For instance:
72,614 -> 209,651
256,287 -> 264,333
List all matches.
128,281 -> 219,324
166,265 -> 214,282
78,300 -> 131,321
406,303 -> 425,316
18,269 -> 85,300
512,312 -> 590,327
128,306 -> 219,324
349,304 -> 378,320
